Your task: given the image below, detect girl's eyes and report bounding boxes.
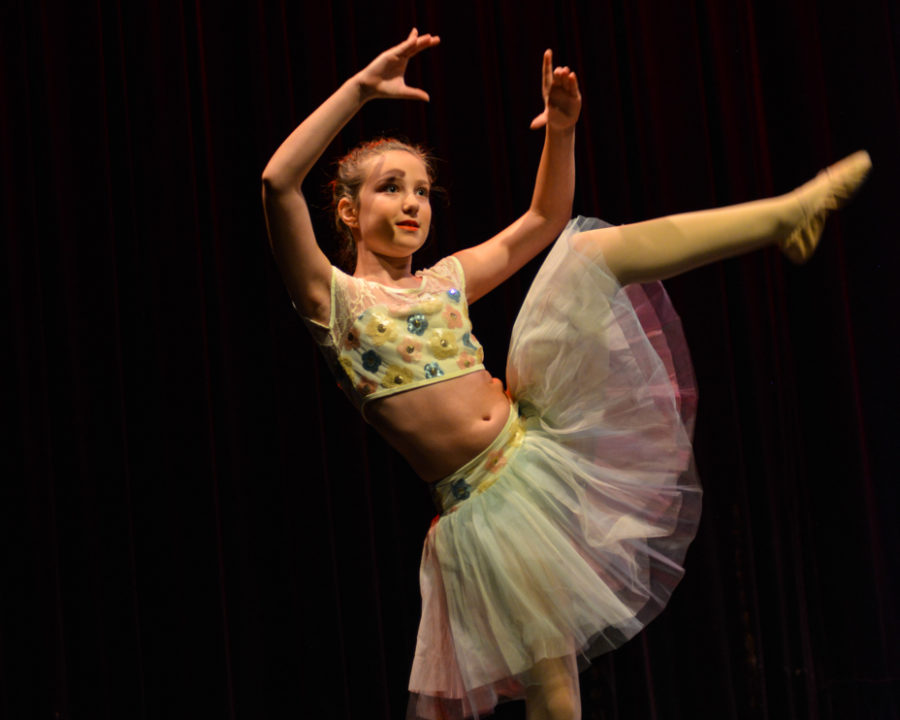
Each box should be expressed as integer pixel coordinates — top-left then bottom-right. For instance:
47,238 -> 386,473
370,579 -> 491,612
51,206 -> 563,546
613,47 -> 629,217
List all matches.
379,183 -> 430,198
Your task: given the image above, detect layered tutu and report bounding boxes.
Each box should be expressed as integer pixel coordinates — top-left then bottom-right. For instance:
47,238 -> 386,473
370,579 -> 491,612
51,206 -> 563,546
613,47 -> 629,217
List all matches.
408,217 -> 701,719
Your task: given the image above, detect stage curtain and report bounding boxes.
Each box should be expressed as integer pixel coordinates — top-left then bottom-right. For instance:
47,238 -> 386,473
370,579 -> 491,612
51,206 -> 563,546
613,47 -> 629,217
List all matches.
3,1 -> 898,718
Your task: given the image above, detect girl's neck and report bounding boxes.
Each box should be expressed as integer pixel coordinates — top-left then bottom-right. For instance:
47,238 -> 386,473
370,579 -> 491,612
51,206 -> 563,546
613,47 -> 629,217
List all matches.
354,249 -> 416,287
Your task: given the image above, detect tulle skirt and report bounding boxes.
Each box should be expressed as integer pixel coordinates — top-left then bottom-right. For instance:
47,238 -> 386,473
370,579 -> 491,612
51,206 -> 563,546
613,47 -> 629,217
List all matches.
408,217 -> 701,719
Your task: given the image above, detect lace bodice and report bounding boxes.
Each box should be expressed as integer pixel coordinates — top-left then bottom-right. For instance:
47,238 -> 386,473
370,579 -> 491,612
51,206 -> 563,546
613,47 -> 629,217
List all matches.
300,256 -> 486,416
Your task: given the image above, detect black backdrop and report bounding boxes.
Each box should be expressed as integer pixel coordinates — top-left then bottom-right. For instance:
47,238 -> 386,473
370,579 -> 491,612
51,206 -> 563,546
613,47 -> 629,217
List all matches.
3,1 -> 899,718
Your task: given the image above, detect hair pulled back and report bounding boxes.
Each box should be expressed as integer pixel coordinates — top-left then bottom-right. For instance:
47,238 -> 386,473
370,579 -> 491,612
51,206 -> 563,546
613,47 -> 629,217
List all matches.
329,138 -> 436,273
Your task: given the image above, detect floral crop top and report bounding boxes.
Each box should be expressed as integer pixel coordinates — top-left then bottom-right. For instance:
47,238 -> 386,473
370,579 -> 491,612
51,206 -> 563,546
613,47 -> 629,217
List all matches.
300,256 -> 486,417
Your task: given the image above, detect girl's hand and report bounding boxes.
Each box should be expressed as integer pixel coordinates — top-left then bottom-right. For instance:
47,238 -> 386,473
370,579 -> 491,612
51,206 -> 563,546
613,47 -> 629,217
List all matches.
355,28 -> 441,101
529,50 -> 581,130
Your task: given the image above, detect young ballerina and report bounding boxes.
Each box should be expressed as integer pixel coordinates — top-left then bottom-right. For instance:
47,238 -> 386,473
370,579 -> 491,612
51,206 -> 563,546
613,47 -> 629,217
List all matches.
261,29 -> 870,720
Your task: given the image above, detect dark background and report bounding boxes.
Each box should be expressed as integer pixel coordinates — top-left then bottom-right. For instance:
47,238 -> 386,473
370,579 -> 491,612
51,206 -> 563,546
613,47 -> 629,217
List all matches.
3,1 -> 899,718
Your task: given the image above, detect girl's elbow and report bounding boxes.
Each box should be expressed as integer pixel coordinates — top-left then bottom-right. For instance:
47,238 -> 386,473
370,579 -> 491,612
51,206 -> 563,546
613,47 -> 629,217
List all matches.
531,207 -> 572,232
260,169 -> 282,192
261,173 -> 299,201
261,163 -> 296,193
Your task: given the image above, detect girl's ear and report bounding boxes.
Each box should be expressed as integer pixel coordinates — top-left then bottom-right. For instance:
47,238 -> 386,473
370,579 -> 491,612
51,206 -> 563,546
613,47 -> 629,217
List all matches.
337,197 -> 359,228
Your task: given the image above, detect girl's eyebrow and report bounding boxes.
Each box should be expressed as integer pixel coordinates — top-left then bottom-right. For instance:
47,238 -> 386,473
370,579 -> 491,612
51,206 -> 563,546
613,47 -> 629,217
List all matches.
375,169 -> 407,181
375,171 -> 430,187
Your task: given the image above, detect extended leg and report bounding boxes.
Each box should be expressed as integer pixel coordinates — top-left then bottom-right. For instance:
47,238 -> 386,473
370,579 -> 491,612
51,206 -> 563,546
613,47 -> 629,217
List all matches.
525,655 -> 581,720
575,151 -> 871,286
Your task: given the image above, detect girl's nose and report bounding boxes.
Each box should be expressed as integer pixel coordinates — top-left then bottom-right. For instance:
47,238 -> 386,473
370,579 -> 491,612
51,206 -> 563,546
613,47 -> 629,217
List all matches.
403,193 -> 419,213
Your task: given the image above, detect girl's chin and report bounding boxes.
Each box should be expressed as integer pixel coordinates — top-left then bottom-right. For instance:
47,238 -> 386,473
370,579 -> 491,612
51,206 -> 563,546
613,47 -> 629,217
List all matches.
391,233 -> 429,250
360,237 -> 428,257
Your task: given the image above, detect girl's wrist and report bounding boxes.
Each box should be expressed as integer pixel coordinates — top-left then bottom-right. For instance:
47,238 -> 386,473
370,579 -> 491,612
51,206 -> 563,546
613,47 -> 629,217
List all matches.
347,74 -> 377,104
546,124 -> 576,140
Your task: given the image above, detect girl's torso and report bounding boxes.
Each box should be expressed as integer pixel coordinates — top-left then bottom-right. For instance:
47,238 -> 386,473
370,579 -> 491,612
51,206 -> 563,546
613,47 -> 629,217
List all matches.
365,369 -> 511,483
305,257 -> 509,480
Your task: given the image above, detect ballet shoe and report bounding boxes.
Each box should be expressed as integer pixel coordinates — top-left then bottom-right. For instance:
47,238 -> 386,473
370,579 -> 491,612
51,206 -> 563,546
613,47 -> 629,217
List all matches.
780,150 -> 872,264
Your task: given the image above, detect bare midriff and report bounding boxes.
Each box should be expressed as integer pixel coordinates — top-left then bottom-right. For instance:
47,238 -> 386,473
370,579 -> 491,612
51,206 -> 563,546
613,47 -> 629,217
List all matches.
364,370 -> 511,483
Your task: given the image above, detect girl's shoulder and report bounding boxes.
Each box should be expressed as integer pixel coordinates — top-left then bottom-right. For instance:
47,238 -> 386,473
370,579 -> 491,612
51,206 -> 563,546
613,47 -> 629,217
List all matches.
419,255 -> 465,287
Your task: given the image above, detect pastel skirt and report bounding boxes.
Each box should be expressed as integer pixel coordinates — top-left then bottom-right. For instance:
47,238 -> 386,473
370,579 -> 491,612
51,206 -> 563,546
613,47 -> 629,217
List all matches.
408,217 -> 701,719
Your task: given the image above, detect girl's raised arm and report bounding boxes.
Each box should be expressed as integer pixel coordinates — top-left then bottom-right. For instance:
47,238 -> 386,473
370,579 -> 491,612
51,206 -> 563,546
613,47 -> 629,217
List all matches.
261,29 -> 440,323
454,50 -> 581,303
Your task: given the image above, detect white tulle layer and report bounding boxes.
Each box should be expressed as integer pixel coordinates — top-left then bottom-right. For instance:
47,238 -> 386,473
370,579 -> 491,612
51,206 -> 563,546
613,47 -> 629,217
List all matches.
408,217 -> 701,719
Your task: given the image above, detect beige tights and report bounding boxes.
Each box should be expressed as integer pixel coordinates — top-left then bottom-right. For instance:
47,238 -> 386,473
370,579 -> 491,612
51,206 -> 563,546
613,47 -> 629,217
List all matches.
525,655 -> 581,720
584,193 -> 801,285
576,151 -> 870,285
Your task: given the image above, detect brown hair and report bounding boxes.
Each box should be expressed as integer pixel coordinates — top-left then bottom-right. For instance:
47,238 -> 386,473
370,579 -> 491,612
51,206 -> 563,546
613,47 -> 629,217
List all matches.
329,138 -> 437,272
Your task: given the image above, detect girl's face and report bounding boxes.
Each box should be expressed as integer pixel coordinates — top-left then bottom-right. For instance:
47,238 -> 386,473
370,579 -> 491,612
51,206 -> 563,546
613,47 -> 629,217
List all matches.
350,150 -> 432,259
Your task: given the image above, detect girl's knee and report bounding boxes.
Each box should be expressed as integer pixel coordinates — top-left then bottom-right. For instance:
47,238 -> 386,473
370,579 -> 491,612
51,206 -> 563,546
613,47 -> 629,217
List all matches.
527,655 -> 581,720
571,228 -> 629,285
545,690 -> 579,720
572,228 -> 611,262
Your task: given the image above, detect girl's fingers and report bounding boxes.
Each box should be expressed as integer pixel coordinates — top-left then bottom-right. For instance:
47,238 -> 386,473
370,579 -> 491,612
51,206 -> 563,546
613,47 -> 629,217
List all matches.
396,28 -> 419,54
401,85 -> 431,102
548,68 -> 580,96
397,29 -> 439,58
419,34 -> 440,50
530,111 -> 548,129
408,35 -> 440,58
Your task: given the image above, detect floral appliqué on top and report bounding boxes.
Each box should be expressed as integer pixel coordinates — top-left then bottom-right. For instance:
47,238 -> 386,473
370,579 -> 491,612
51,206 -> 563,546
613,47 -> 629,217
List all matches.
298,256 -> 487,414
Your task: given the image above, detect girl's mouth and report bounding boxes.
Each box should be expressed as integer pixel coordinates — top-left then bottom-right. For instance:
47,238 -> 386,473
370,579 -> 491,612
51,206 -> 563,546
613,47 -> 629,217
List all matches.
396,222 -> 420,231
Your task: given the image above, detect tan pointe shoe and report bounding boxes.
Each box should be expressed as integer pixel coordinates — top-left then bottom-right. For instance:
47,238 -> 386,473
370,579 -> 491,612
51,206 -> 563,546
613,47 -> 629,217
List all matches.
780,150 -> 872,264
